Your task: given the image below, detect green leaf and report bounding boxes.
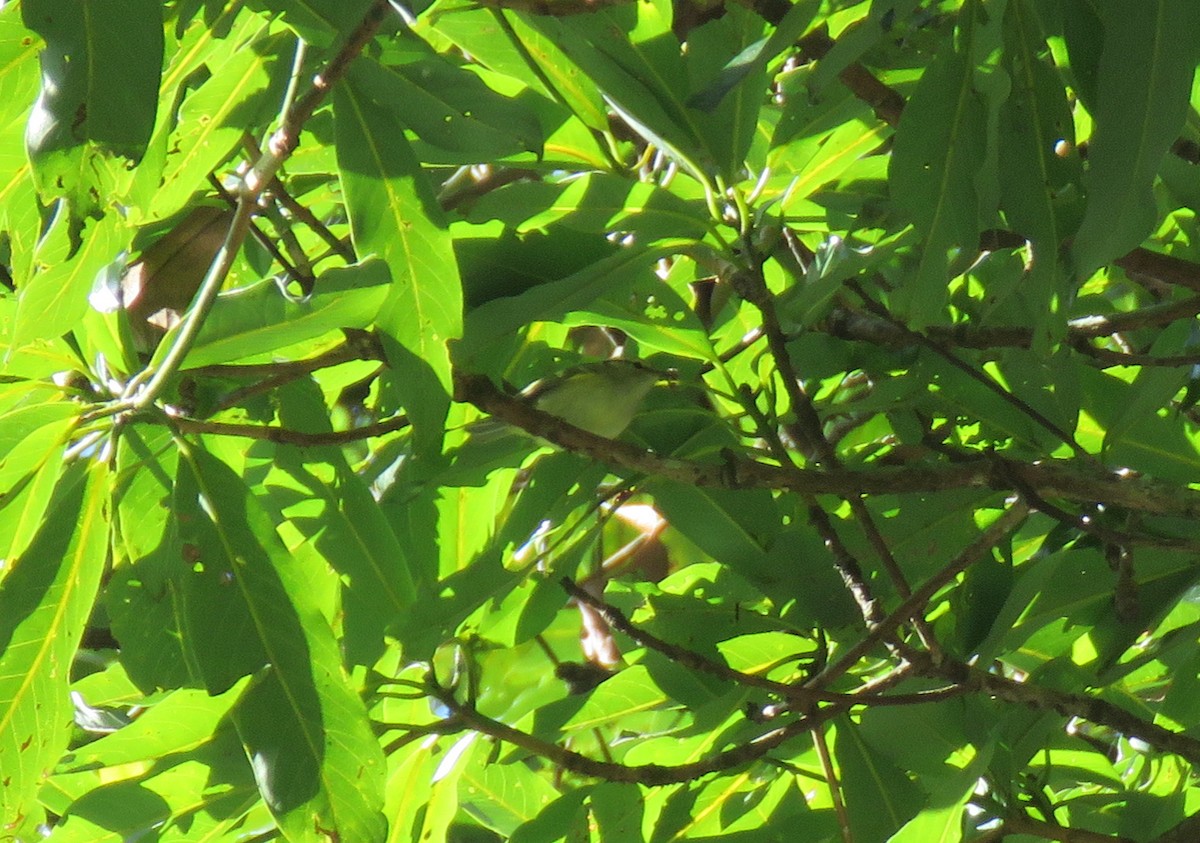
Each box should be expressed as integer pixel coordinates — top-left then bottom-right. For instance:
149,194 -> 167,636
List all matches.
59,682 -> 250,773
997,2 -> 1080,339
0,399 -> 75,576
532,1 -> 715,178
835,720 -> 924,842
248,0 -> 375,47
808,0 -> 920,96
335,66 -> 463,393
464,173 -> 713,244
563,665 -> 669,731
590,782 -> 646,843
107,426 -> 190,691
0,16 -> 41,129
349,54 -> 542,162
22,0 -> 163,195
642,480 -> 772,576
1071,0 -> 1200,278
0,460 -> 109,836
175,441 -> 387,842
460,761 -> 562,836
172,256 -> 391,369
8,207 -> 128,350
47,725 -> 266,842
510,790 -> 591,843
563,286 -> 716,362
152,25 -> 285,220
267,439 -> 417,668
681,6 -> 770,175
887,28 -> 987,324
458,240 -> 686,364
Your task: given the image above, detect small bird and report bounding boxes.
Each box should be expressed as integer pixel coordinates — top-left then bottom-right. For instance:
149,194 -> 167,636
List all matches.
521,359 -> 665,439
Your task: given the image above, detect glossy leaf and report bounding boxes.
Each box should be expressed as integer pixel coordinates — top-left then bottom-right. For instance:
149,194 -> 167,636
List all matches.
173,256 -> 391,369
835,720 -> 924,842
9,208 -> 128,349
350,54 -> 542,162
0,461 -> 108,836
152,25 -> 285,220
335,66 -> 463,393
22,0 -> 162,195
175,441 -> 387,842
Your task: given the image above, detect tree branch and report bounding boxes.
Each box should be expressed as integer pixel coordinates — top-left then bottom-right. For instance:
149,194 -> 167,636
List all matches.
432,684 -> 814,785
924,655 -> 1200,767
811,501 -> 1030,688
453,371 -> 1200,519
169,413 -> 409,445
1001,810 -> 1135,843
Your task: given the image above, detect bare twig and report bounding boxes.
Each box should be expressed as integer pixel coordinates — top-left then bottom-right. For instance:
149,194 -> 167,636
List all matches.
170,413 -> 410,445
119,2 -> 390,415
189,334 -> 385,381
732,262 -> 930,650
811,721 -> 852,843
848,281 -> 1089,460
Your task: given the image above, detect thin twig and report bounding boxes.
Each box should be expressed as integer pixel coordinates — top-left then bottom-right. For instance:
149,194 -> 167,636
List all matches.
169,413 -> 410,445
120,2 -> 390,414
189,335 -> 385,380
1000,810 -> 1134,842
733,260 -> 935,649
811,721 -> 853,843
922,653 -> 1200,767
810,501 -> 1030,688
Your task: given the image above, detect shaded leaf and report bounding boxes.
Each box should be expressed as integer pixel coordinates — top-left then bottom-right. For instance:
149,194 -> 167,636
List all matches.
22,0 -> 163,197
1071,0 -> 1200,278
175,441 -> 387,842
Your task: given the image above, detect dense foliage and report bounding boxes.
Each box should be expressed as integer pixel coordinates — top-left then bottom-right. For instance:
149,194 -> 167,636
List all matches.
3,0 -> 1200,840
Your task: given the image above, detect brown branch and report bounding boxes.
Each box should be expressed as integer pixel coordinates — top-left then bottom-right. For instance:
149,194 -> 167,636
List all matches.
849,281 -> 1090,460
924,654 -> 1200,767
170,413 -> 409,445
1116,248 -> 1200,293
796,26 -> 904,127
735,376 -> 885,630
1152,811 -> 1200,843
240,132 -> 357,264
564,578 -> 846,706
996,460 -> 1200,551
822,294 -> 1200,355
207,172 -> 311,292
733,263 -> 929,649
1071,342 -> 1200,368
811,501 -> 1030,688
1001,810 -> 1134,842
805,499 -> 885,627
435,686 -> 813,785
188,334 -> 385,381
245,0 -> 391,192
562,579 -> 973,709
453,371 -> 1200,519
811,721 -> 852,843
